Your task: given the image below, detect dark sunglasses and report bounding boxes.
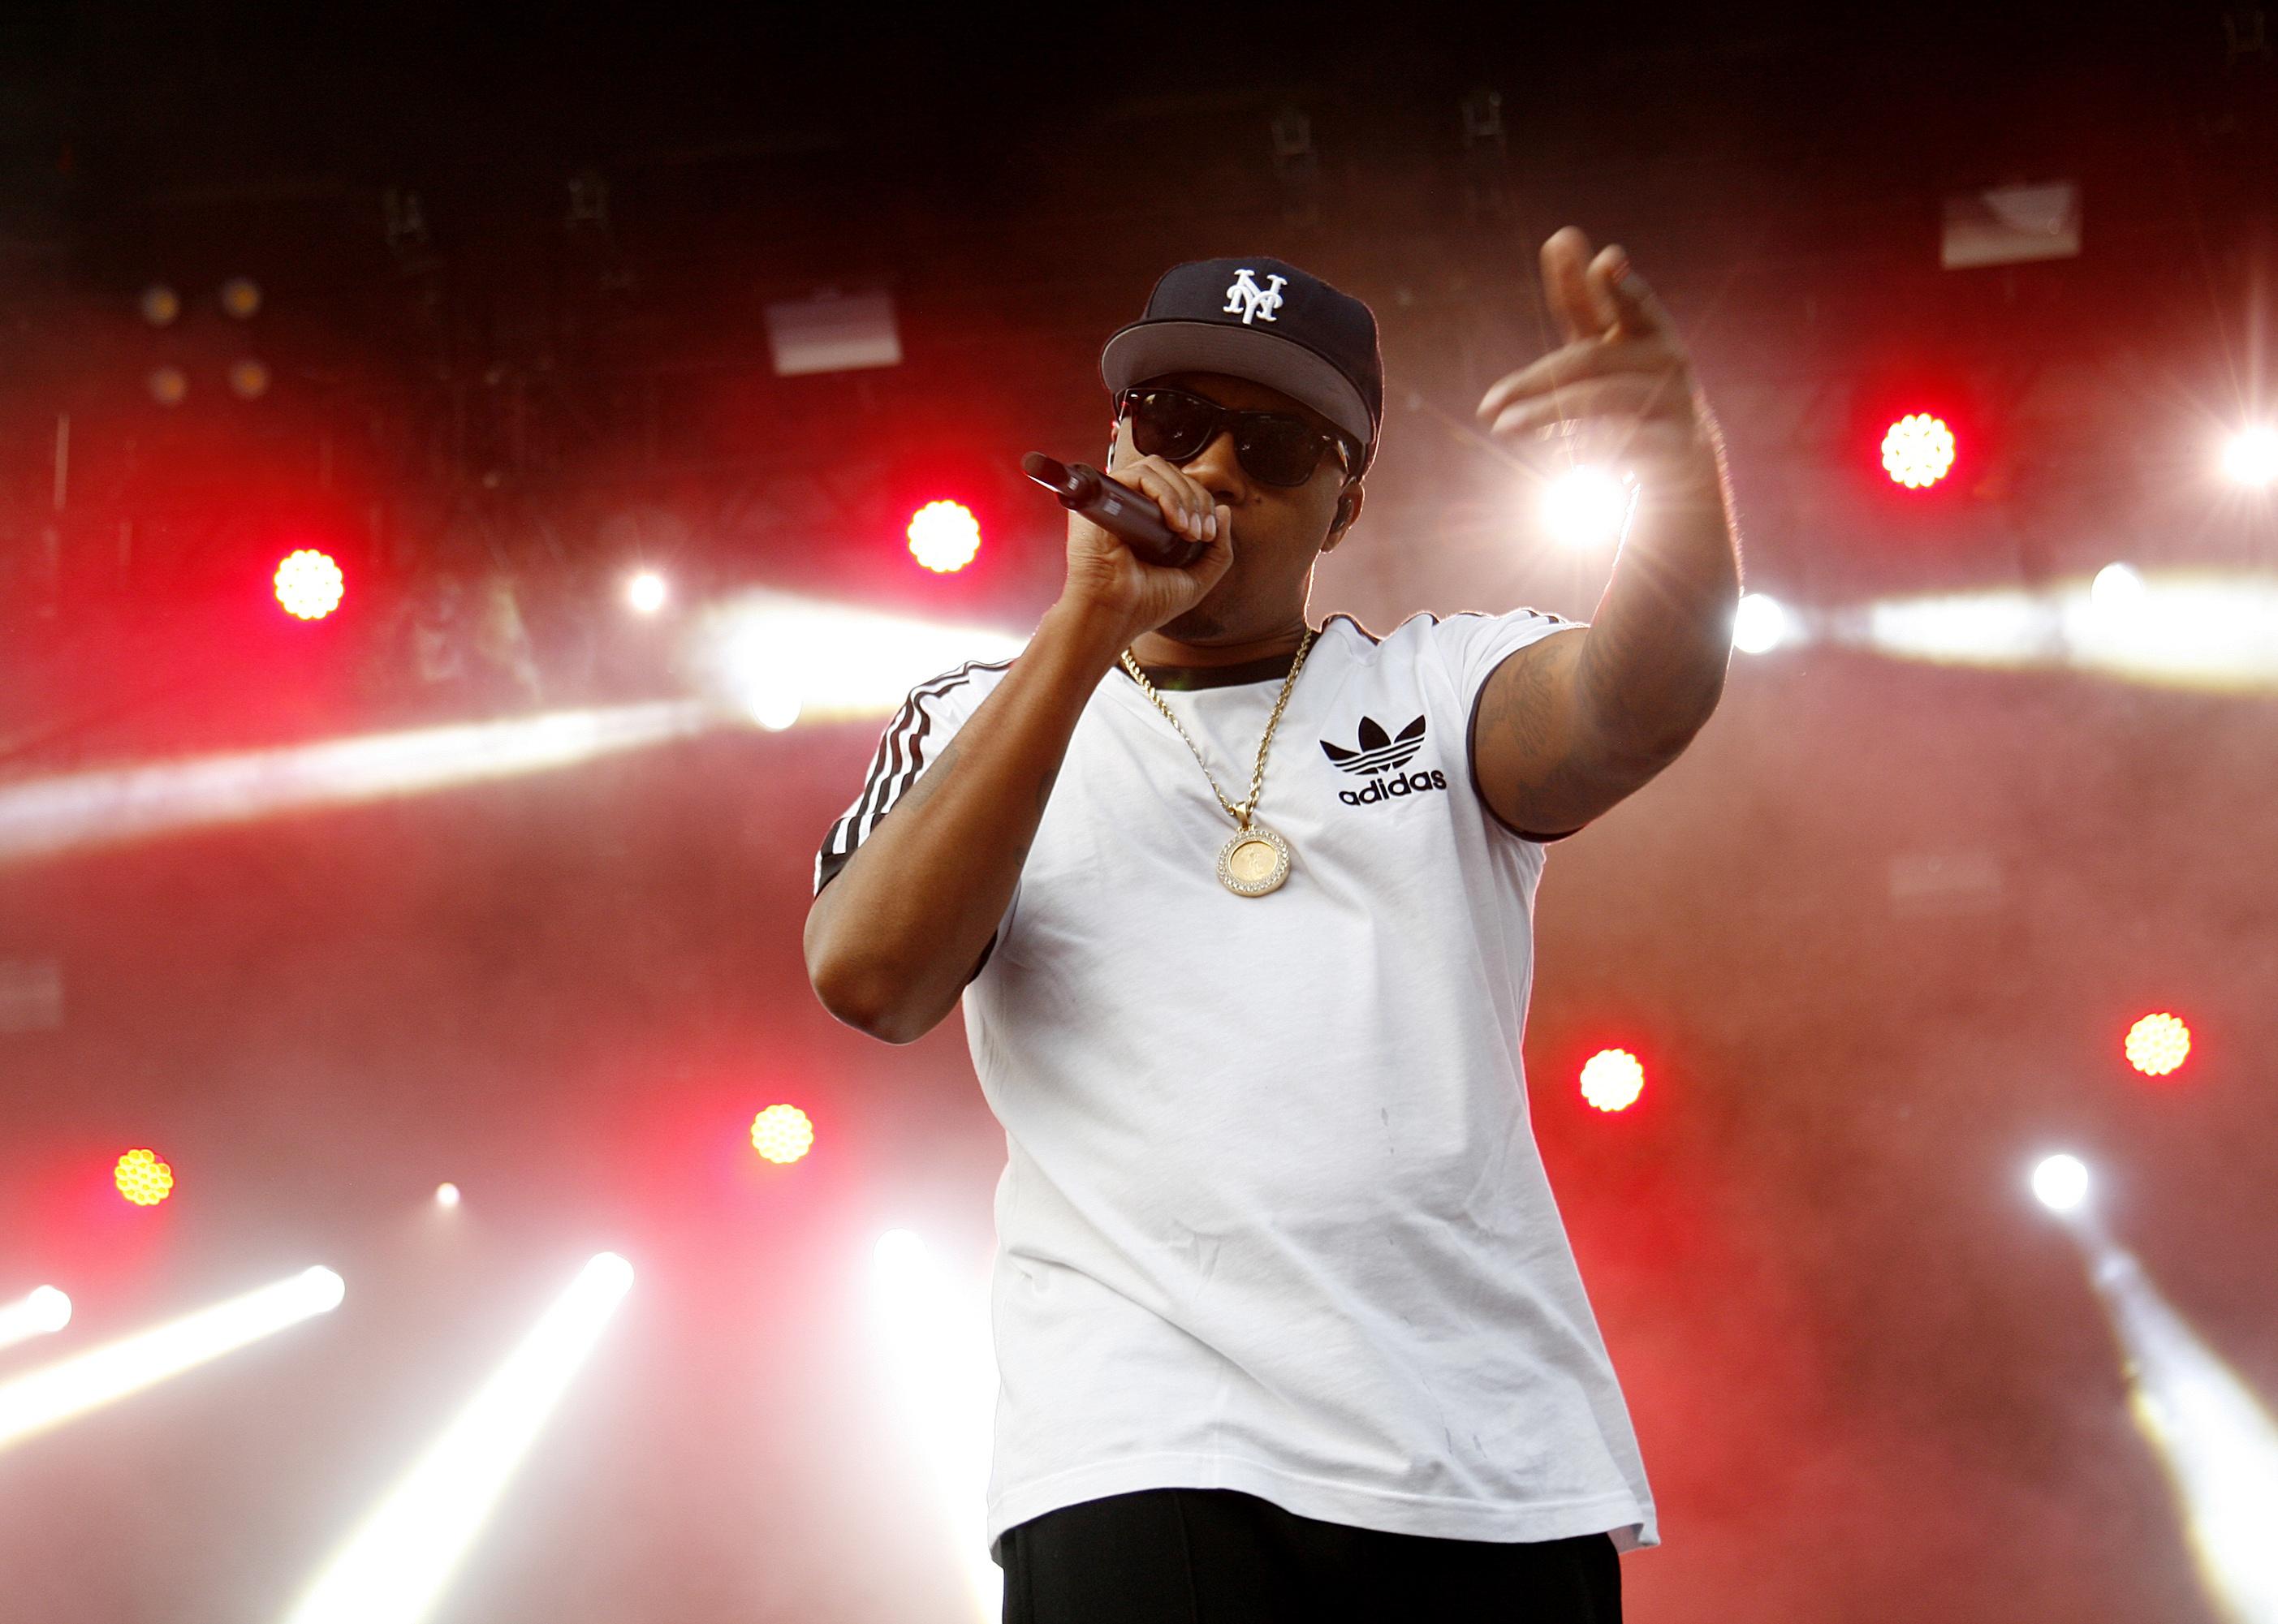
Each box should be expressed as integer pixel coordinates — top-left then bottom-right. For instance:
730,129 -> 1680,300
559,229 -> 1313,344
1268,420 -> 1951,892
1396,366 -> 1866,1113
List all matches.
1116,386 -> 1358,489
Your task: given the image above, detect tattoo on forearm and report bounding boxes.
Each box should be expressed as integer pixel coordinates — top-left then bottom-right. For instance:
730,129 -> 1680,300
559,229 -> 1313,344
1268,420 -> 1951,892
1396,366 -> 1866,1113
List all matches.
1478,633 -> 1616,813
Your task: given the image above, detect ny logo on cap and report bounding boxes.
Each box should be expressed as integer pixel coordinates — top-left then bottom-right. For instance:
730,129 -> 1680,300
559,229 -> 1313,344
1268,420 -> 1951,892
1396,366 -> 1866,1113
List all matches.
1222,268 -> 1288,326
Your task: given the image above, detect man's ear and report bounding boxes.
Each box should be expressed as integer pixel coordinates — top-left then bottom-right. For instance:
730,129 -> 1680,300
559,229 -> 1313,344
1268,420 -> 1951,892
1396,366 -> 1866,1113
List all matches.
1322,483 -> 1365,553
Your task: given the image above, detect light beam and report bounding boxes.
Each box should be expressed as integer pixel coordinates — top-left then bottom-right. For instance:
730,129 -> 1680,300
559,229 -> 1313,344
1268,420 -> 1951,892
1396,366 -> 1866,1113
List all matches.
1831,571 -> 2278,692
2079,1239 -> 2278,1622
0,1267 -> 342,1452
282,1252 -> 634,1624
869,1230 -> 1000,1624
683,591 -> 1027,731
0,700 -> 718,868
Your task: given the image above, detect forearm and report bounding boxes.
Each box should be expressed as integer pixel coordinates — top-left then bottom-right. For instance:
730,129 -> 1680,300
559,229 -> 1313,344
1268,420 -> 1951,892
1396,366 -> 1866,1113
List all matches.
1576,427 -> 1741,762
804,598 -> 1124,1042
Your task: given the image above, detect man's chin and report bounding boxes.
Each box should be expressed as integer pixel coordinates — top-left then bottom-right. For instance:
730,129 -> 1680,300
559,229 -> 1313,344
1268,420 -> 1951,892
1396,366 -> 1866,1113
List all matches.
1159,584 -> 1240,644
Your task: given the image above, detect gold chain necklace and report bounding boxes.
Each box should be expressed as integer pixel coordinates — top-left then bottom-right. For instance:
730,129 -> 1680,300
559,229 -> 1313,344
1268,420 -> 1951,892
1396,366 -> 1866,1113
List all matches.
1119,627 -> 1318,897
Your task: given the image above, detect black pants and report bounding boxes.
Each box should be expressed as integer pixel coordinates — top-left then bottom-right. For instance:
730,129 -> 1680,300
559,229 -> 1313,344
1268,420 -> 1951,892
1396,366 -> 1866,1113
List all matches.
1001,1488 -> 1622,1623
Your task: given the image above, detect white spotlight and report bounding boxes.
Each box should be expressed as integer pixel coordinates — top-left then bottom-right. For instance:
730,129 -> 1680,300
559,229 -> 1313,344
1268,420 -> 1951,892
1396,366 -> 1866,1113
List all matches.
2090,562 -> 2147,618
684,591 -> 1027,731
434,1182 -> 461,1209
749,680 -> 804,733
0,1267 -> 342,1452
1732,592 -> 1793,655
0,1286 -> 73,1352
2032,1152 -> 2091,1213
873,1228 -> 930,1280
625,571 -> 669,615
2221,425 -> 2278,487
283,1252 -> 633,1624
1541,466 -> 1634,550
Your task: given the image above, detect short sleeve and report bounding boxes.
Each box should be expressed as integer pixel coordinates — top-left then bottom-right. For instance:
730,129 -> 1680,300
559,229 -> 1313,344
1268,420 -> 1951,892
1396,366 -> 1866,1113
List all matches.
1429,609 -> 1590,843
1430,607 -> 1586,706
813,661 -> 999,898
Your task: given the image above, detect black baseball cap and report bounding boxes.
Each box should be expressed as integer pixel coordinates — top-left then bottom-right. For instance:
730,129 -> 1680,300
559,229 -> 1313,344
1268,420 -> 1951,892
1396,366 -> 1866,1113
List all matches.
1100,256 -> 1384,476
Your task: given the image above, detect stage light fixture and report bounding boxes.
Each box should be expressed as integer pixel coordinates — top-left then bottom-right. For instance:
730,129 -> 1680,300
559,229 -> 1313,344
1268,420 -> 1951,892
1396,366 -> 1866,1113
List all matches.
0,1266 -> 343,1453
227,358 -> 271,400
114,1148 -> 174,1207
434,1182 -> 461,1208
2125,1012 -> 2191,1078
274,549 -> 345,620
1880,413 -> 1956,489
625,570 -> 669,614
1732,592 -> 1792,654
765,290 -> 901,377
282,1253 -> 633,1624
0,1286 -> 72,1353
2031,1152 -> 2090,1213
750,1104 -> 815,1165
1542,467 -> 1633,550
139,284 -> 181,327
1579,1049 -> 1645,1113
2222,425 -> 2278,487
146,365 -> 188,407
908,500 -> 982,574
219,277 -> 262,320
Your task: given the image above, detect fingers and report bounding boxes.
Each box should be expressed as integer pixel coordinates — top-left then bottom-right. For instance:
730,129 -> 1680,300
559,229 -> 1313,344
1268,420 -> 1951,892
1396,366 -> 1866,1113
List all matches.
1538,227 -> 1600,345
1112,456 -> 1219,541
1478,240 -> 1690,427
1486,373 -> 1691,440
1476,333 -> 1685,424
1599,249 -> 1672,338
1189,505 -> 1236,583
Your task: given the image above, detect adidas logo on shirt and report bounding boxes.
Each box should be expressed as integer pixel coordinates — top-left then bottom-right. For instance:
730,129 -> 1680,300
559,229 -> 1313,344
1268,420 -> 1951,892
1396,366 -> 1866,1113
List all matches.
1322,715 -> 1449,807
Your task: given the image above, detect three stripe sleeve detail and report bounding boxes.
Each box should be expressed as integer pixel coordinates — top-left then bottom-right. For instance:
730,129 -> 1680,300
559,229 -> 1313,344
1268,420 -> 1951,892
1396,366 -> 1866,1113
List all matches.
813,659 -> 1011,894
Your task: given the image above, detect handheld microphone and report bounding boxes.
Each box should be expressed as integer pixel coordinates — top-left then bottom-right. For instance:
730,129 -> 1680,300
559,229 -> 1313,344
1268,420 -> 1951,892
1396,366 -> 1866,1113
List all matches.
1021,453 -> 1208,569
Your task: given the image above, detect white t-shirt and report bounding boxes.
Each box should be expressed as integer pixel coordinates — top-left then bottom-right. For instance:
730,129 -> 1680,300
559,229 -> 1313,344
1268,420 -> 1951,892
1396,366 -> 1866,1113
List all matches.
814,608 -> 1658,1563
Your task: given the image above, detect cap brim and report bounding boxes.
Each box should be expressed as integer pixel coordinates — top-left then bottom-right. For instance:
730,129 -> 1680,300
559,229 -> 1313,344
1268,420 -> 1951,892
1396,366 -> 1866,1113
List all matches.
1100,320 -> 1374,462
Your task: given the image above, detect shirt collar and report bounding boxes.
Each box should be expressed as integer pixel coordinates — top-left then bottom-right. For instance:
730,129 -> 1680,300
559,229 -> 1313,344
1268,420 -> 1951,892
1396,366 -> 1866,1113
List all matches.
1112,628 -> 1319,691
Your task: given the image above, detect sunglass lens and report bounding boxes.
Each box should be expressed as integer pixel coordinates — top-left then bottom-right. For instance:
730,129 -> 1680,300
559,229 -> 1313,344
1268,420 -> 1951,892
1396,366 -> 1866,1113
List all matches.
1130,392 -> 1215,462
1236,422 -> 1322,486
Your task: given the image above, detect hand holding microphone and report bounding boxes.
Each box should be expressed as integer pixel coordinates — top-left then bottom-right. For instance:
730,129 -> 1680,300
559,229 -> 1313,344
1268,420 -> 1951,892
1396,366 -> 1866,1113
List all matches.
1027,450 -> 1233,648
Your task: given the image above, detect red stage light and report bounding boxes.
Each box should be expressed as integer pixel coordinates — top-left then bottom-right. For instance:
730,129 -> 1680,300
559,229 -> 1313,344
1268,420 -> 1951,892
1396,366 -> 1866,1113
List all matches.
907,500 -> 982,574
1579,1049 -> 1645,1113
114,1148 -> 175,1206
274,549 -> 345,619
2124,1012 -> 2191,1078
1880,414 -> 1956,489
750,1104 -> 815,1165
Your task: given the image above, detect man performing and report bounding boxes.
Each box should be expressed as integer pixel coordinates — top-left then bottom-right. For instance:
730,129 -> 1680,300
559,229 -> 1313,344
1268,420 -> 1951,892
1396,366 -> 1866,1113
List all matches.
805,227 -> 1740,1622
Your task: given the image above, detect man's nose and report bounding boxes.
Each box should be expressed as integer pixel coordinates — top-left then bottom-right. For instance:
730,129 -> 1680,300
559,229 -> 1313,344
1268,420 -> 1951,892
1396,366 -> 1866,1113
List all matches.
1180,429 -> 1249,506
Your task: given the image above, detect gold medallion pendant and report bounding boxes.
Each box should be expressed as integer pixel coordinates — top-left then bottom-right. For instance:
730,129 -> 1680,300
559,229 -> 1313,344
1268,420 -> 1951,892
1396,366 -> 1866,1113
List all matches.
1218,825 -> 1292,897
1119,628 -> 1317,902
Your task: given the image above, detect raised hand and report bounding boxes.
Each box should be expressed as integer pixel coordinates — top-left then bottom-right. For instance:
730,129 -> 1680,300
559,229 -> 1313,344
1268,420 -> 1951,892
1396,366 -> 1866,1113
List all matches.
1475,226 -> 1721,494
